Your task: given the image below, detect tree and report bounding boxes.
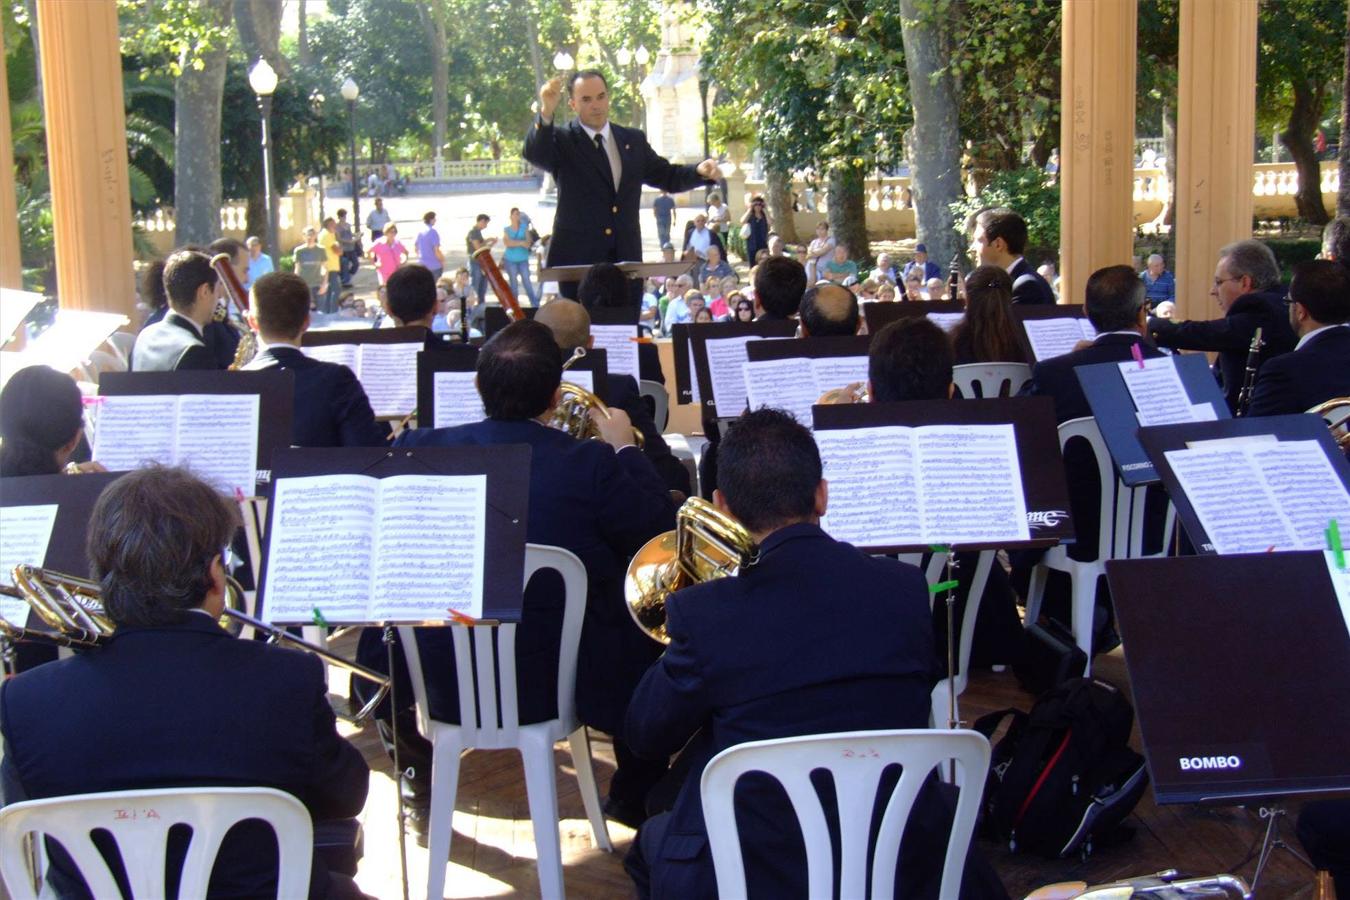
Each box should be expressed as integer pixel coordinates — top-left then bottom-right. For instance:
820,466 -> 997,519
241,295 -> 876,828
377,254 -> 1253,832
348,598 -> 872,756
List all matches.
1341,0 -> 1350,217
415,0 -> 449,169
1138,0 -> 1178,228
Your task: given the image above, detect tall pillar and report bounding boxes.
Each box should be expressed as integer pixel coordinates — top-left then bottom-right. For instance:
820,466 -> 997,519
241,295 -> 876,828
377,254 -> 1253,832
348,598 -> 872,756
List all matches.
1059,0 -> 1137,305
0,28 -> 22,290
1175,0 -> 1257,322
36,0 -> 135,315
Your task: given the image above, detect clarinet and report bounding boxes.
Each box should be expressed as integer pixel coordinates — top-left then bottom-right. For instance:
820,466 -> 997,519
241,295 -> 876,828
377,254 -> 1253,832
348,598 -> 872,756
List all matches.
948,256 -> 961,303
1234,326 -> 1264,417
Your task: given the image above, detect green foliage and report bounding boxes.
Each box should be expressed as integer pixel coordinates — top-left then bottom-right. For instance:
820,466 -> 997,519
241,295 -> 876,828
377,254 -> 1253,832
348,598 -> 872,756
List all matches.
1136,0 -> 1178,136
707,102 -> 756,153
1263,237 -> 1323,278
117,0 -> 233,77
950,166 -> 1060,253
1256,0 -> 1343,135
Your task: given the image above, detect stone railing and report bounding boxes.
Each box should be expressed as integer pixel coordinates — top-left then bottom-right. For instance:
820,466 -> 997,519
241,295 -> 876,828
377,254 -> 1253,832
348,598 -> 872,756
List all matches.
133,187 -> 321,259
336,158 -> 533,182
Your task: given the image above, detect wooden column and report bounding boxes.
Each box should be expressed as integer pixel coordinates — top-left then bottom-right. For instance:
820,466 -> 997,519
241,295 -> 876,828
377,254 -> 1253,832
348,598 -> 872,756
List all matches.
1175,0 -> 1258,322
36,0 -> 135,315
1059,0 -> 1137,305
0,28 -> 22,290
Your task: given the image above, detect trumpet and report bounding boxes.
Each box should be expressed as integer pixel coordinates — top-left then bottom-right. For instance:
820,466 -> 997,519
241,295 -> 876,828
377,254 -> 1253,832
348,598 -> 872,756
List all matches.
3,565 -> 391,724
623,497 -> 758,643
817,381 -> 869,405
550,347 -> 645,448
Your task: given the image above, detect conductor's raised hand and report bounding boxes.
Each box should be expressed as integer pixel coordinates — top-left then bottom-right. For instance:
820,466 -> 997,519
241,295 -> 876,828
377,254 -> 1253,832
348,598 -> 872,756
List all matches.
539,75 -> 565,120
696,159 -> 721,181
590,406 -> 636,450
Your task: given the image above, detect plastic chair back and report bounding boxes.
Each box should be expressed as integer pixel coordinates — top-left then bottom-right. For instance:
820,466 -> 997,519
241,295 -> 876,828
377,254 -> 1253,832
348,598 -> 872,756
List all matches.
105,331 -> 136,368
639,379 -> 670,433
700,729 -> 989,900
0,786 -> 312,900
1057,417 -> 1118,564
952,362 -> 1032,399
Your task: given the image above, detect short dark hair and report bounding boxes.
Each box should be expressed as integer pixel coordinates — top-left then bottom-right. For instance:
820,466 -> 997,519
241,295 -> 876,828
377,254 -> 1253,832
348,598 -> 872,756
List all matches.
336,208 -> 348,219
385,265 -> 437,324
476,214 -> 490,225
162,250 -> 217,311
570,69 -> 609,92
717,408 -> 821,534
577,262 -> 632,310
423,211 -> 437,225
868,318 -> 954,402
1322,217 -> 1350,265
476,319 -> 562,419
1290,259 -> 1350,324
976,208 -> 1029,255
799,284 -> 859,336
88,466 -> 239,628
1084,265 -> 1147,332
207,238 -> 245,260
754,257 -> 807,319
141,259 -> 169,311
251,272 -> 311,338
0,365 -> 83,477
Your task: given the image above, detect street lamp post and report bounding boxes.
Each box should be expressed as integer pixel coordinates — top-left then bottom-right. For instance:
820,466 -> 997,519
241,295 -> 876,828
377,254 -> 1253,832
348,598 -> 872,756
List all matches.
248,59 -> 280,268
633,44 -> 650,129
340,77 -> 360,238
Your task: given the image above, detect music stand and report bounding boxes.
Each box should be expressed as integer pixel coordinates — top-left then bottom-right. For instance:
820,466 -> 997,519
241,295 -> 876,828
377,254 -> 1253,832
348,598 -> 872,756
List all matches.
537,261 -> 691,283
1011,304 -> 1096,363
861,300 -> 965,336
744,335 -> 872,426
563,346 -> 609,404
416,346 -> 480,430
483,305 -> 538,339
686,320 -> 798,421
1106,552 -> 1350,889
302,325 -> 429,419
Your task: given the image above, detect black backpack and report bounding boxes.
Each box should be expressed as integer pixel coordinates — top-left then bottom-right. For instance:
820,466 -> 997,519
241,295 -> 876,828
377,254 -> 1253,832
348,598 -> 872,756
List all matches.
972,677 -> 1149,858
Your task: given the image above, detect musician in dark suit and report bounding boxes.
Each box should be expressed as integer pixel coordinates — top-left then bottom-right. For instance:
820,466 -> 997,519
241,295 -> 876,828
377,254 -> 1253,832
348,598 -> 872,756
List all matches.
203,237 -> 249,368
799,283 -> 859,336
242,272 -> 390,447
523,70 -> 717,300
754,256 -> 807,320
971,209 -> 1055,305
577,261 -> 665,384
624,409 -> 1006,900
373,320 -> 677,826
1247,259 -> 1350,417
1148,239 -> 1296,413
131,250 -> 223,372
0,467 -> 371,899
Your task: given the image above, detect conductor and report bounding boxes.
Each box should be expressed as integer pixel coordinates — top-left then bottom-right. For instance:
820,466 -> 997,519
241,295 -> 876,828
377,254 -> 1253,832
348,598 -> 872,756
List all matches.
524,70 -> 719,298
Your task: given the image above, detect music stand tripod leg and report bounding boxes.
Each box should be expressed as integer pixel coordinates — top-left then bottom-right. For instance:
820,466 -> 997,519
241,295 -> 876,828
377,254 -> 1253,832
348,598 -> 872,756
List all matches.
1247,805 -> 1314,893
383,624 -> 411,900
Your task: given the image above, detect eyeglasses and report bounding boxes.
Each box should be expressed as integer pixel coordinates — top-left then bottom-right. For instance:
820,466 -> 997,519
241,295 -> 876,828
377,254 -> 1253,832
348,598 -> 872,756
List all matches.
1212,275 -> 1243,288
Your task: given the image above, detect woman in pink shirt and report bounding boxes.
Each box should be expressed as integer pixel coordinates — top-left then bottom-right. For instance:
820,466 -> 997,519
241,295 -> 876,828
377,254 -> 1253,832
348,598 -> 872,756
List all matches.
369,223 -> 409,284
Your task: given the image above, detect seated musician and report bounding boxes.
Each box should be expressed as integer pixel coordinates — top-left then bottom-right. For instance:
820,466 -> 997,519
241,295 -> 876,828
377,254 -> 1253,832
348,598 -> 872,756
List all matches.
1246,259 -> 1350,417
360,320 -> 677,831
623,408 -> 1006,900
0,466 -> 371,899
380,264 -> 437,329
0,365 -> 103,477
203,237 -> 250,368
949,266 -> 1029,366
131,249 -> 223,372
752,255 -> 807,321
798,282 -> 859,336
577,262 -> 665,384
242,272 -> 390,447
535,295 -> 691,496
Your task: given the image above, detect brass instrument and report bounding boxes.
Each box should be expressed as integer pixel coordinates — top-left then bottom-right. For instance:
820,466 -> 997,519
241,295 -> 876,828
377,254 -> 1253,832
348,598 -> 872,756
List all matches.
816,381 -> 869,405
472,246 -> 526,321
623,497 -> 758,643
550,347 -> 645,448
210,252 -> 258,369
4,565 -> 391,723
1234,326 -> 1264,417
1311,397 -> 1350,452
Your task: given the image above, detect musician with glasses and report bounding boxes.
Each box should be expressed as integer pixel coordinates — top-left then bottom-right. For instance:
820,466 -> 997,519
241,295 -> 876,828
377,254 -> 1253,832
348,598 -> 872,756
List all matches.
1245,259 -> 1350,418
0,466 -> 371,899
623,408 -> 1006,899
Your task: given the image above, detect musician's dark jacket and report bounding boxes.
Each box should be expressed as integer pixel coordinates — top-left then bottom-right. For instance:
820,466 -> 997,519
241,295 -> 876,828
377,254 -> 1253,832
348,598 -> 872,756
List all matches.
243,344 -> 390,448
204,319 -> 244,369
1148,288 -> 1296,413
130,311 -> 219,372
1246,325 -> 1350,418
607,372 -> 690,496
624,524 -> 1004,899
638,342 -> 665,385
0,612 -> 368,899
1009,257 -> 1056,306
382,417 -> 676,735
523,117 -> 709,272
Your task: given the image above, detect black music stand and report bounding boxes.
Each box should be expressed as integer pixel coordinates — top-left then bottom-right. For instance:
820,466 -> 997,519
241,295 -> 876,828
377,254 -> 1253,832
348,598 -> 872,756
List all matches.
588,307 -> 643,381
564,346 -> 609,404
301,326 -> 428,420
1077,354 -> 1231,486
1010,304 -> 1094,363
861,300 -> 965,336
416,346 -> 480,430
685,320 -> 798,420
483,305 -> 537,339
1106,552 -> 1350,889
0,472 -> 125,578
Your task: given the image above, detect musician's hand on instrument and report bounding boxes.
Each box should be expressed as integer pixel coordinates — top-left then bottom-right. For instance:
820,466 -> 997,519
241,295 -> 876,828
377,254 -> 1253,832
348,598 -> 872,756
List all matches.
591,406 -> 636,450
696,158 -> 721,180
68,461 -> 107,474
539,75 -> 565,120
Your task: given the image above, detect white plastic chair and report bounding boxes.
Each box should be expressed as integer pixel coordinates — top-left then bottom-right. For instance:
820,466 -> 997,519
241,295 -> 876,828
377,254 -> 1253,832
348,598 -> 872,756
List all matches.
638,379 -> 670,433
664,432 -> 708,498
951,362 -> 1032,400
700,729 -> 990,900
400,544 -> 611,900
105,331 -> 136,368
0,786 -> 312,900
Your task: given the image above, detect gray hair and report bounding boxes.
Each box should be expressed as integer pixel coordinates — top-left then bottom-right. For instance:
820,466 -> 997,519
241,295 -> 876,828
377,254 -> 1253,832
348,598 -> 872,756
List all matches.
1147,253 -> 1163,266
1218,239 -> 1279,291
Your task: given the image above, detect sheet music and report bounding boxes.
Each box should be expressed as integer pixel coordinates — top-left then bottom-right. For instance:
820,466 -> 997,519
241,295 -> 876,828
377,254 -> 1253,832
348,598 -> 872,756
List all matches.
703,335 -> 769,414
432,370 -> 484,428
175,394 -> 259,494
563,368 -> 594,394
916,425 -> 1030,542
262,475 -> 378,622
926,312 -> 965,333
811,356 -> 870,393
302,343 -> 360,370
818,426 -> 922,546
0,288 -> 43,344
358,342 -> 420,417
1252,441 -> 1350,550
590,324 -> 640,379
1118,357 -> 1217,427
743,358 -> 821,426
0,503 -> 58,627
686,341 -> 700,403
1164,446 -> 1297,553
92,395 -> 178,471
371,475 -> 486,620
24,310 -> 129,375
1023,317 -> 1091,362
1324,551 -> 1350,641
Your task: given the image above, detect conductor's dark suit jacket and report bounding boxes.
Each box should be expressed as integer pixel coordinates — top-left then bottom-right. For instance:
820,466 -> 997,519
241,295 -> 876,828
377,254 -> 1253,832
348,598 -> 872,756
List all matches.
625,525 -> 1010,899
389,418 -> 676,735
130,311 -> 219,372
243,345 -> 390,448
0,613 -> 368,899
607,372 -> 690,496
1009,257 -> 1056,306
1246,325 -> 1350,418
524,117 -> 709,270
1149,288 -> 1297,413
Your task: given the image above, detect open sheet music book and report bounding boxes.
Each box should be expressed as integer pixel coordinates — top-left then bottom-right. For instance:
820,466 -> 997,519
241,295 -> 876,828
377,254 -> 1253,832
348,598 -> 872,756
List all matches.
432,370 -> 485,428
817,423 -> 1031,548
744,355 -> 869,427
1022,317 -> 1097,362
0,504 -> 58,623
1117,356 -> 1218,427
303,342 -> 420,417
261,473 -> 487,624
589,324 -> 640,380
1164,439 -> 1350,555
92,394 -> 259,495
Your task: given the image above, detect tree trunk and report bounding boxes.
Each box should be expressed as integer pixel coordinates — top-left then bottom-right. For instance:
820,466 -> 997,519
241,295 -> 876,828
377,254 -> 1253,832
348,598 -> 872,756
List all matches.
1280,80 -> 1330,225
23,0 -> 40,111
173,0 -> 231,246
898,0 -> 964,270
234,0 -> 285,75
417,2 -> 449,166
1161,101 -> 1177,226
1339,0 -> 1350,217
297,0 -> 311,66
244,194 -> 267,249
765,163 -> 799,244
826,165 -> 869,265
522,4 -> 545,97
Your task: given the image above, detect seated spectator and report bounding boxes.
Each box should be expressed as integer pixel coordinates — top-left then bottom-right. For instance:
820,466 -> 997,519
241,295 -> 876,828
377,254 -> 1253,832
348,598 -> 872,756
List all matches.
925,277 -> 947,301
870,252 -> 898,285
767,233 -> 785,257
733,296 -> 755,322
902,243 -> 941,282
859,279 -> 880,300
695,245 -> 734,284
693,307 -> 713,323
821,243 -> 860,284
949,266 -> 1027,365
1139,254 -> 1175,311
877,281 -> 897,302
804,221 -> 834,283
903,268 -> 925,301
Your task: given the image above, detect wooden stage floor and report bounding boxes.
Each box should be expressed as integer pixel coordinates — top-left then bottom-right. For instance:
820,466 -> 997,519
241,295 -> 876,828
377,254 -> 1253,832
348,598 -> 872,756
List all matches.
335,643 -> 1320,899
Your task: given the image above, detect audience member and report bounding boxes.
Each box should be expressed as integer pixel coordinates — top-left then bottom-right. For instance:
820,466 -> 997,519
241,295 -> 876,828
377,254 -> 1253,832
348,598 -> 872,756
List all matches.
417,211 -> 446,280
821,242 -> 859,284
804,221 -> 834,283
870,252 -> 898,285
902,242 -> 941,282
293,228 -> 328,309
1140,253 -> 1175,311
369,223 -> 409,286
739,195 -> 770,263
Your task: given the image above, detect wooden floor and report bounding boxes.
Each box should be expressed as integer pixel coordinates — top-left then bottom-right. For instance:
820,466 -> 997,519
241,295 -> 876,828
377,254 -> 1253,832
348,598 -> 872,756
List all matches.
332,643 -> 1320,899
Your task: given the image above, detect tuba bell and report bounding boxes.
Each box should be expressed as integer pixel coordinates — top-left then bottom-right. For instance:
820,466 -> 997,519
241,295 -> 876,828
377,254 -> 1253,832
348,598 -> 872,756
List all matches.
623,497 -> 758,643
549,347 -> 645,448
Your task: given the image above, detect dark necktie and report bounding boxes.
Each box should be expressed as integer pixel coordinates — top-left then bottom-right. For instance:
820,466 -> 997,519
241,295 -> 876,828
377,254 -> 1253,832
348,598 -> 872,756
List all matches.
594,133 -> 605,154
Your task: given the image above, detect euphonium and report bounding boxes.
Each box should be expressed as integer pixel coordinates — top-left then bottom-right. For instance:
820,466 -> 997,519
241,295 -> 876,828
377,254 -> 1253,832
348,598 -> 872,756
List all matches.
817,381 -> 869,405
1311,397 -> 1350,452
623,497 -> 758,643
549,347 -> 645,448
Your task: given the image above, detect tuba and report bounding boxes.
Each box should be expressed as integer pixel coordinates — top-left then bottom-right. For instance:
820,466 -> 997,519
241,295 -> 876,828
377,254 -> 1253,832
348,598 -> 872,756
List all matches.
1310,397 -> 1350,452
817,381 -> 869,405
549,347 -> 644,448
623,497 -> 758,643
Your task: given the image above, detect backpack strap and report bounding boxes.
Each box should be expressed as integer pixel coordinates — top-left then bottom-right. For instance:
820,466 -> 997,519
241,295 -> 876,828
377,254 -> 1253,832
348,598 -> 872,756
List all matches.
972,707 -> 1025,739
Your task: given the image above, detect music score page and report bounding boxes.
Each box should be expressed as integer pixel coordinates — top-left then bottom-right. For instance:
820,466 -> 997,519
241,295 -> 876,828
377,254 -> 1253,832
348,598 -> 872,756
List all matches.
432,370 -> 485,428
1023,318 -> 1097,362
743,355 -> 870,427
0,504 -> 58,624
93,394 -> 259,495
